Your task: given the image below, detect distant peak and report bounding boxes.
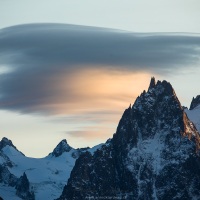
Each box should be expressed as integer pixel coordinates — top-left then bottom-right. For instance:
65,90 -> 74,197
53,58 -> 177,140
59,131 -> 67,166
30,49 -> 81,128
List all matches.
0,137 -> 15,150
51,139 -> 72,157
60,139 -> 68,144
2,137 -> 11,143
190,95 -> 200,110
58,139 -> 71,148
148,77 -> 156,91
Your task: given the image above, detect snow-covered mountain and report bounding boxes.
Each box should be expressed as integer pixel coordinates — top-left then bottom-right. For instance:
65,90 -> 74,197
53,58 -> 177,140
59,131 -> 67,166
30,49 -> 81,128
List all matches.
58,78 -> 200,200
0,137 -> 102,200
1,77 -> 200,200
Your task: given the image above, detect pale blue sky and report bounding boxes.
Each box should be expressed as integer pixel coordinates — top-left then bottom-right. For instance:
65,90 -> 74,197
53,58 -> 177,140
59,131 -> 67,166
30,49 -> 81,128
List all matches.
0,0 -> 200,157
1,0 -> 200,32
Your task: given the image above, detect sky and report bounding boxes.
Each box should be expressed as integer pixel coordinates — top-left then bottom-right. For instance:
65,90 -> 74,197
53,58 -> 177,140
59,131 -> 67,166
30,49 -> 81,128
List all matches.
0,0 -> 200,157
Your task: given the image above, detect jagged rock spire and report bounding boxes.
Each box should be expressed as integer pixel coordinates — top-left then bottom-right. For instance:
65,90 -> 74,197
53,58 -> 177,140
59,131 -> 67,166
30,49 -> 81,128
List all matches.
190,95 -> 200,110
15,172 -> 35,200
148,76 -> 156,91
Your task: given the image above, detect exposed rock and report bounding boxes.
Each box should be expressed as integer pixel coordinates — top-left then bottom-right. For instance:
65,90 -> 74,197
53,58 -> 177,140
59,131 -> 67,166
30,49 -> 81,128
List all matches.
0,164 -> 17,187
58,78 -> 200,200
0,137 -> 16,151
148,76 -> 156,91
190,95 -> 200,110
51,139 -> 72,157
15,172 -> 35,200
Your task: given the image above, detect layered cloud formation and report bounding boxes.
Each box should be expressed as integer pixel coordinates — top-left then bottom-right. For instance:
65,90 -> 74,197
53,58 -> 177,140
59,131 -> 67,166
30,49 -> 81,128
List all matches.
0,23 -> 200,141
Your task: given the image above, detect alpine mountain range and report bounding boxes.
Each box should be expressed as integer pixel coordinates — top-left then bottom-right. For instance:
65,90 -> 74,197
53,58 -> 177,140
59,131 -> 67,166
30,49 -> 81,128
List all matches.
0,77 -> 200,200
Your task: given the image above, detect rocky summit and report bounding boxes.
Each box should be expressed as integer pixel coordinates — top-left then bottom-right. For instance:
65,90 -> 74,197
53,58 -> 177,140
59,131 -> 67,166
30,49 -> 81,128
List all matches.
51,139 -> 73,157
58,78 -> 200,200
190,95 -> 200,110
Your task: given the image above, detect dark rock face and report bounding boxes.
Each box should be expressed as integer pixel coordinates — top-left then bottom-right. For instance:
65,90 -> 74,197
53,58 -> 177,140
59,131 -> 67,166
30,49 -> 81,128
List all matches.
148,76 -> 156,91
51,139 -> 72,157
58,78 -> 200,200
0,164 -> 17,187
15,172 -> 35,200
0,137 -> 16,151
190,95 -> 200,110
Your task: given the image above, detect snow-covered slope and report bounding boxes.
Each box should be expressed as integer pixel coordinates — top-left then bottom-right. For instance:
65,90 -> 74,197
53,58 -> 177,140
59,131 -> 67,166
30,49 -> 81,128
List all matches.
0,185 -> 21,200
0,138 -> 102,200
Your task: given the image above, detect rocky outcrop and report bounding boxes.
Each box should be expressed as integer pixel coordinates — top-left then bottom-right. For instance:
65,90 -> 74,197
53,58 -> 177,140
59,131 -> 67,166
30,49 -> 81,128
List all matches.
58,78 -> 200,200
0,164 -> 17,187
51,139 -> 72,157
15,172 -> 35,200
190,95 -> 200,110
185,98 -> 200,133
0,137 -> 17,151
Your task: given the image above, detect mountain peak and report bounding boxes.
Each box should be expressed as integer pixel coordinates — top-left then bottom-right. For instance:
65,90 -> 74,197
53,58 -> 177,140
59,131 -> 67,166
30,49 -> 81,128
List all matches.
0,137 -> 16,150
190,95 -> 200,110
148,76 -> 156,91
147,77 -> 176,97
134,78 -> 181,112
58,78 -> 200,199
51,139 -> 72,157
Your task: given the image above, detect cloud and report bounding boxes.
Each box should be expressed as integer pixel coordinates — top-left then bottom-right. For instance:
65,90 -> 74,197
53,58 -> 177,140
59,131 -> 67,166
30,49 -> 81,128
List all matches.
0,23 -> 200,115
0,23 -> 200,142
1,24 -> 200,69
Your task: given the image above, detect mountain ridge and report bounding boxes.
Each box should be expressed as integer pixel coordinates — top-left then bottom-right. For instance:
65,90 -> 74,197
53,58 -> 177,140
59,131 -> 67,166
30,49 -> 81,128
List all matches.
58,77 -> 200,200
0,137 -> 102,199
1,77 -> 200,200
